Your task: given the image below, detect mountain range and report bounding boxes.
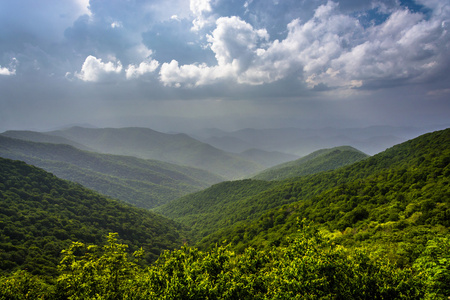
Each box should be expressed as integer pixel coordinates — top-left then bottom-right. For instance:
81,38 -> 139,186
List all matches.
0,134 -> 223,209
156,128 -> 450,261
0,126 -> 448,298
45,126 -> 265,179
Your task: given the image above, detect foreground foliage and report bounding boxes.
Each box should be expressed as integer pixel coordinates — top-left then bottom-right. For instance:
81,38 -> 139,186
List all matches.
2,221 -> 447,299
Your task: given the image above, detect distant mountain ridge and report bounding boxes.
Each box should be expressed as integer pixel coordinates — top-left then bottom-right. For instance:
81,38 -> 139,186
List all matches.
237,148 -> 299,168
0,135 -> 223,209
252,146 -> 368,181
46,126 -> 264,179
192,125 -> 442,156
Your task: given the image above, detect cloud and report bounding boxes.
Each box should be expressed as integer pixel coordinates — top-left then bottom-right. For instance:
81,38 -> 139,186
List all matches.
125,59 -> 160,79
158,0 -> 450,91
75,55 -> 123,82
160,16 -> 270,86
74,0 -> 92,17
190,0 -> 214,31
0,66 -> 15,76
190,0 -> 212,16
0,58 -> 17,76
111,21 -> 123,29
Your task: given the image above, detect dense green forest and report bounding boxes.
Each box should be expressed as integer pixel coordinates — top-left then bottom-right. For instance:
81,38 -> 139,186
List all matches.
155,146 -> 367,243
154,180 -> 280,242
0,157 -> 185,276
0,128 -> 449,298
0,135 -> 223,209
252,146 -> 368,181
159,129 -> 449,256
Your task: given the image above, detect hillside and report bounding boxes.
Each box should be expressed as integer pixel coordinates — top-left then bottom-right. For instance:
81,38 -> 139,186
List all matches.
153,179 -> 279,241
252,146 -> 368,181
46,126 -> 264,179
0,135 -> 223,209
155,146 -> 365,241
194,129 -> 450,265
0,157 -> 186,276
156,129 -> 450,259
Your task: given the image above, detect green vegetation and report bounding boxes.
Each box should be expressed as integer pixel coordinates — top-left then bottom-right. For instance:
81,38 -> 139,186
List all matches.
0,135 -> 223,209
154,179 -> 279,241
155,147 -> 367,243
0,157 -> 185,276
0,128 -> 449,298
47,126 -> 264,179
194,129 -> 450,265
156,129 -> 449,269
2,221 -> 440,299
253,146 -> 368,181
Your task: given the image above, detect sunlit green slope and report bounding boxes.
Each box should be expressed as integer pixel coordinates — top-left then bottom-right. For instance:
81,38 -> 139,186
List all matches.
153,179 -> 279,241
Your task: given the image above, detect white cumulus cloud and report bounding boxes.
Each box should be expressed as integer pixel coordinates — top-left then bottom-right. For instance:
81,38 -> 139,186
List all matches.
190,0 -> 213,31
160,16 -> 270,86
75,55 -> 123,82
0,66 -> 15,76
0,58 -> 17,76
126,60 -> 160,79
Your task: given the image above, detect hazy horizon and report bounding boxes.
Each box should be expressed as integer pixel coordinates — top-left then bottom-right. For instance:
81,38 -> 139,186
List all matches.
1,0 -> 449,133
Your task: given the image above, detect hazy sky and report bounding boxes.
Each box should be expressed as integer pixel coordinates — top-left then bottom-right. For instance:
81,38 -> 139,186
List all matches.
0,0 -> 449,132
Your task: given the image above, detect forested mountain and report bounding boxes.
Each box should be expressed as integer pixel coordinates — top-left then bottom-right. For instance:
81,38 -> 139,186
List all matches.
0,135 -> 223,209
0,157 -> 185,276
153,180 -> 279,241
252,146 -> 368,181
157,129 -> 449,260
155,146 -> 365,242
46,126 -> 264,179
193,129 -> 450,264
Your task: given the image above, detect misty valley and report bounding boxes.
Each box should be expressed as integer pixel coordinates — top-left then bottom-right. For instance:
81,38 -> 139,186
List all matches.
0,126 -> 449,299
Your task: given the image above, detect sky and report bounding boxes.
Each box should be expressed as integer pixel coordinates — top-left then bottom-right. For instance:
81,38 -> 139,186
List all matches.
0,0 -> 449,132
